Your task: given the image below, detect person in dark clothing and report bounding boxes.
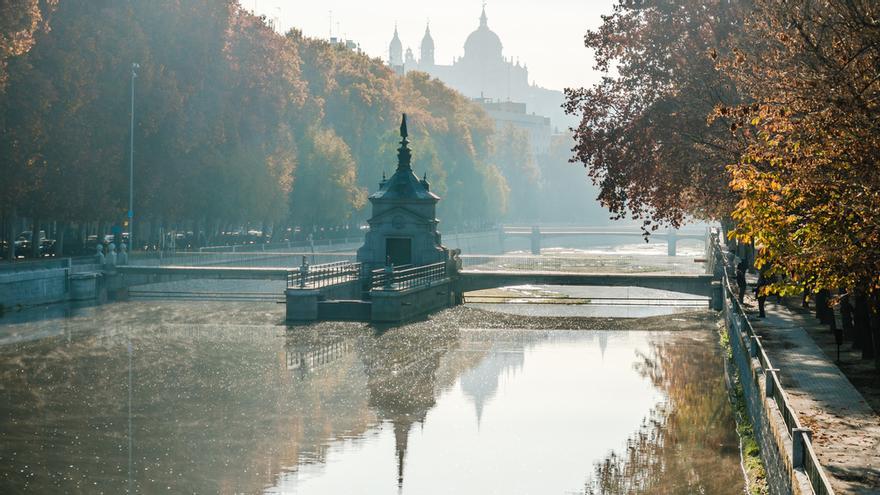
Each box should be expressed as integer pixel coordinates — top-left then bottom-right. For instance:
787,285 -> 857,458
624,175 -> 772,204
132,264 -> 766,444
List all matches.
755,265 -> 771,318
735,260 -> 747,304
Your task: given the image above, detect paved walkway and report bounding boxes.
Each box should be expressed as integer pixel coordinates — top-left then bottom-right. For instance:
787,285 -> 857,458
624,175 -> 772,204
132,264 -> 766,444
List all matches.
743,296 -> 880,494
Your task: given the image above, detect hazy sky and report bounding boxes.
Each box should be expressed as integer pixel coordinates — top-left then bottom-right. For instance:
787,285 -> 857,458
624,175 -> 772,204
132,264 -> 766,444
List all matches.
250,0 -> 616,91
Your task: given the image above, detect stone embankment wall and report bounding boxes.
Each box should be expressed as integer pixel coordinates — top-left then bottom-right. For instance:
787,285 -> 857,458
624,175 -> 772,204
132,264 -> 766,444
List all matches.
0,259 -> 105,310
723,285 -> 816,495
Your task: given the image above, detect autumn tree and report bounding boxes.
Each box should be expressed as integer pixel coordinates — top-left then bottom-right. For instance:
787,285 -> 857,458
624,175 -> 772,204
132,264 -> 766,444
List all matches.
721,0 -> 880,361
565,0 -> 750,234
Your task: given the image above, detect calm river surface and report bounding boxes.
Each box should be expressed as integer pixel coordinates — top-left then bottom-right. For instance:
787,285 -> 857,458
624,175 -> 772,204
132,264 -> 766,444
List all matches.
0,295 -> 744,494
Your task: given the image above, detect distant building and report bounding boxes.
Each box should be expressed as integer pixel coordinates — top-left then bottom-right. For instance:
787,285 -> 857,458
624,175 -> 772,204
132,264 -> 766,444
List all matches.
475,98 -> 551,155
389,6 -> 573,131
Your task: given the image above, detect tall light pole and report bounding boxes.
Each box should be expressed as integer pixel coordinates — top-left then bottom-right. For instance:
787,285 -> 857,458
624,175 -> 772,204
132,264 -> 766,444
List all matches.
129,63 -> 139,251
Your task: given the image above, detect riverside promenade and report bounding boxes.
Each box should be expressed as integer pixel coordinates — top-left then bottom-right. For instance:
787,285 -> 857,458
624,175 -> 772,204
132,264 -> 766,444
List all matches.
743,293 -> 880,494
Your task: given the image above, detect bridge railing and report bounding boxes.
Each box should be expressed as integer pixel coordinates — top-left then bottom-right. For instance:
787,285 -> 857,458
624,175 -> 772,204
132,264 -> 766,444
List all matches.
287,261 -> 362,289
371,262 -> 447,291
459,254 -> 701,274
718,240 -> 835,495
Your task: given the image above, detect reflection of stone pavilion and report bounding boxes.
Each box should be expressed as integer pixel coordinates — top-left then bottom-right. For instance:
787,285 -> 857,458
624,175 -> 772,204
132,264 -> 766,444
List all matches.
460,348 -> 524,427
356,114 -> 449,271
459,335 -> 527,427
357,324 -> 461,489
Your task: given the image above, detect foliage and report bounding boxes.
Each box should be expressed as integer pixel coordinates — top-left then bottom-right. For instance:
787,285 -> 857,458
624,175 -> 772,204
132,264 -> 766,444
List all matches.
491,123 -> 537,220
721,0 -> 880,296
0,0 -> 513,248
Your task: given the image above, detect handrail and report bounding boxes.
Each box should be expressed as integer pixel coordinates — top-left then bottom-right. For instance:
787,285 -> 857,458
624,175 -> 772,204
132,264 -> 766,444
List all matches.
287,261 -> 361,289
371,262 -> 447,291
718,241 -> 835,495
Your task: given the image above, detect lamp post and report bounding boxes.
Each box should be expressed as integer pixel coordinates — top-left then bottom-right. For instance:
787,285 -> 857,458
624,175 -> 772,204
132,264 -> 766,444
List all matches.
129,63 -> 139,251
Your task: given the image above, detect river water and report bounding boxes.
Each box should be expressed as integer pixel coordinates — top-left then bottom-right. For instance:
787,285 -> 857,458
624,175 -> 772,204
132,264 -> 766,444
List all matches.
0,240 -> 744,494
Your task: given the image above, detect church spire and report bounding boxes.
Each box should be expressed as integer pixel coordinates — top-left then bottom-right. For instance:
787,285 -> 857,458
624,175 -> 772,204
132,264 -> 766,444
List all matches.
480,2 -> 488,27
420,21 -> 435,66
397,114 -> 412,171
389,23 -> 403,66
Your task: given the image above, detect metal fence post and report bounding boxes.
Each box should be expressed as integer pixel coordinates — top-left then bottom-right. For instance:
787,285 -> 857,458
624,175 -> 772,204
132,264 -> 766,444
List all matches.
384,262 -> 394,290
300,256 -> 308,289
764,368 -> 779,397
792,427 -> 811,469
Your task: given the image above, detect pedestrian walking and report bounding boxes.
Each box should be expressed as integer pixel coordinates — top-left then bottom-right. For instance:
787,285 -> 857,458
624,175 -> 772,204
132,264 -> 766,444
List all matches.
735,259 -> 747,304
755,264 -> 771,318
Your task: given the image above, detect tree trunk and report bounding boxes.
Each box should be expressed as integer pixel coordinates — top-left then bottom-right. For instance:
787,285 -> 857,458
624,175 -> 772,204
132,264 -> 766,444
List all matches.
816,289 -> 831,324
840,289 -> 855,343
56,220 -> 67,257
854,293 -> 873,358
870,295 -> 880,370
31,218 -> 41,258
6,209 -> 16,261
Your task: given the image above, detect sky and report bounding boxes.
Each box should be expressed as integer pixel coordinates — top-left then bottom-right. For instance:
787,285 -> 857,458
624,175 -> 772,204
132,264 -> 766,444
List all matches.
250,0 -> 616,92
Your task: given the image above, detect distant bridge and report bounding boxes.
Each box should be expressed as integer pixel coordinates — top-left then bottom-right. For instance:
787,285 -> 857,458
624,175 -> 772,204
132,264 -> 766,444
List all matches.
499,226 -> 709,256
458,270 -> 716,300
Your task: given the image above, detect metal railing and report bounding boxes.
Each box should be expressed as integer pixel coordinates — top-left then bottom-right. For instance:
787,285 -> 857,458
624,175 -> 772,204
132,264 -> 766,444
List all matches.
287,261 -> 362,289
718,241 -> 835,495
371,262 -> 448,291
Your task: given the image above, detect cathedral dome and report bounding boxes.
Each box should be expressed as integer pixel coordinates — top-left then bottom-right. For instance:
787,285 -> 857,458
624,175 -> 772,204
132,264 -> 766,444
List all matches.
463,6 -> 502,61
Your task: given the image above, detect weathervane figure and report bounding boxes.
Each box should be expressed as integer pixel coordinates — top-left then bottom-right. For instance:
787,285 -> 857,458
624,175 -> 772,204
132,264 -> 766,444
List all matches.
397,113 -> 412,170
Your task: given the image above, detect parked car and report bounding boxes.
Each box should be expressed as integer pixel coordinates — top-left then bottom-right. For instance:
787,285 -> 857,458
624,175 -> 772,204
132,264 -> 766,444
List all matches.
15,231 -> 56,258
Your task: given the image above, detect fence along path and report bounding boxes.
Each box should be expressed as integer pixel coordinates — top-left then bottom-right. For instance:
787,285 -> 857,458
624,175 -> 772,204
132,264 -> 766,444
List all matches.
722,246 -> 880,494
744,295 -> 880,493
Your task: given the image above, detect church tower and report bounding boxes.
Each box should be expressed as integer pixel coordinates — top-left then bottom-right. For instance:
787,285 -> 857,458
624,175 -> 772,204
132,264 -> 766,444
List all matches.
389,24 -> 403,66
420,24 -> 435,68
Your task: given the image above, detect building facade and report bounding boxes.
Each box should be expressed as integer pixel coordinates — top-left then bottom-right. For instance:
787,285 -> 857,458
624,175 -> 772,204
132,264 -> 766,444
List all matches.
389,6 -> 573,132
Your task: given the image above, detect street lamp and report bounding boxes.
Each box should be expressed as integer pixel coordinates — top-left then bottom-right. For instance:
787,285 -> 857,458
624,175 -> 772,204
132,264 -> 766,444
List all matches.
129,63 -> 139,251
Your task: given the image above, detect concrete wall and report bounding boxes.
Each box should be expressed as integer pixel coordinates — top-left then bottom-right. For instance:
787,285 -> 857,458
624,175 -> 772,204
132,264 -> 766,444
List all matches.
370,279 -> 454,322
286,280 -> 363,322
0,268 -> 69,307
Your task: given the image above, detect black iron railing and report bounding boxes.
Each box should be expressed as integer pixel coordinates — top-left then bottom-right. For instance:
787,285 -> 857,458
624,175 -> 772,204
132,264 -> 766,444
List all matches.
287,261 -> 362,289
371,262 -> 447,291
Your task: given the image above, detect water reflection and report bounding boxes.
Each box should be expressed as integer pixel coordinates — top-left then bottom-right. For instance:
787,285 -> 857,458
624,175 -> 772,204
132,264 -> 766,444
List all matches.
0,302 -> 742,494
584,332 -> 742,494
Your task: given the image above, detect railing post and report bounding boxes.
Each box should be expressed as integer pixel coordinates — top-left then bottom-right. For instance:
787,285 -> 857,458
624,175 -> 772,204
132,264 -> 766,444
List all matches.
764,368 -> 779,397
300,256 -> 308,289
384,261 -> 394,290
792,427 -> 811,469
750,335 -> 761,358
